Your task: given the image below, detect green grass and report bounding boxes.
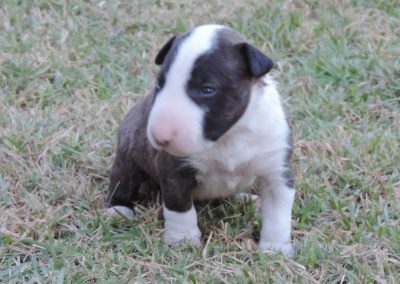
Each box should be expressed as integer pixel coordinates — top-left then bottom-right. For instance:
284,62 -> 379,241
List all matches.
1,0 -> 399,282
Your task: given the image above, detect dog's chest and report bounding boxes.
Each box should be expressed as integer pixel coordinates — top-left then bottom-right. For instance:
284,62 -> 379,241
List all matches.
189,133 -> 261,200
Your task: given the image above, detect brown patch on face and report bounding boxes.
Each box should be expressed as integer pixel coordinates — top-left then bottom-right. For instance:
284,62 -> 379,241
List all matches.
186,27 -> 274,142
186,28 -> 253,141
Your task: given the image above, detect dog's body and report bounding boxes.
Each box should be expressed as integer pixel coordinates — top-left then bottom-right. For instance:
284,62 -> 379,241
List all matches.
106,25 -> 295,255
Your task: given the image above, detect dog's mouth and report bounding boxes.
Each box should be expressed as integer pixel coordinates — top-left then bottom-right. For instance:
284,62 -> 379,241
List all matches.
152,140 -> 199,157
162,147 -> 190,157
148,132 -> 214,158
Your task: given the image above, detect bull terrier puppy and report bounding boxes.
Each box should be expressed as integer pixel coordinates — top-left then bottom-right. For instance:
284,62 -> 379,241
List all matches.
106,25 -> 295,256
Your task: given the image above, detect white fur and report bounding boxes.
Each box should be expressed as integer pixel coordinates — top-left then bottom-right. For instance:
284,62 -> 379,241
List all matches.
147,25 -> 223,156
106,206 -> 135,220
163,204 -> 201,246
235,192 -> 259,203
190,76 -> 290,200
259,181 -> 295,256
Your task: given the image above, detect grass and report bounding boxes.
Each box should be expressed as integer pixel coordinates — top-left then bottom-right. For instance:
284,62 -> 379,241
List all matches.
0,0 -> 399,282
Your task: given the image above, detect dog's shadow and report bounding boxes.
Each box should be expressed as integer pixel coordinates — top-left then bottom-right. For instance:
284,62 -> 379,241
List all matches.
136,184 -> 261,246
104,182 -> 262,249
196,198 -> 261,245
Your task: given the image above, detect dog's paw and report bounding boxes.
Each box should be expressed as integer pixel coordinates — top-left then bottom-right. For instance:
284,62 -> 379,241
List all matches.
163,227 -> 202,247
104,206 -> 135,220
163,205 -> 202,247
235,192 -> 259,203
235,192 -> 261,209
259,241 -> 293,257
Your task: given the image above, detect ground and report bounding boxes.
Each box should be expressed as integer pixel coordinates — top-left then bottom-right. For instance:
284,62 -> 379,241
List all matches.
0,0 -> 399,283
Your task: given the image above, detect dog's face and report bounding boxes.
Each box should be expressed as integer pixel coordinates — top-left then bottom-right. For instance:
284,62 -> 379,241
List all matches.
147,25 -> 273,156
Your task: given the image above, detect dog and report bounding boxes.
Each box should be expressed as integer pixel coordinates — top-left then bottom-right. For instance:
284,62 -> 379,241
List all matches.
106,24 -> 295,255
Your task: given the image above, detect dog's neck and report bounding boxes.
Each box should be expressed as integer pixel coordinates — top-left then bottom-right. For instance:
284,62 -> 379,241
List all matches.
228,75 -> 287,138
188,76 -> 289,173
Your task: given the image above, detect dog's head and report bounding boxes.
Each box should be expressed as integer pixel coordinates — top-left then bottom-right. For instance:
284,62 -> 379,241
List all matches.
147,25 -> 273,156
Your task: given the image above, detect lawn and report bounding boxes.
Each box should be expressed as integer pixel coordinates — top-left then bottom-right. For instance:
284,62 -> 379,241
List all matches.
0,0 -> 399,283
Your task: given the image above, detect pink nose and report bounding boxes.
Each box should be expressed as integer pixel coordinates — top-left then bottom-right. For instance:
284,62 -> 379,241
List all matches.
151,128 -> 175,148
154,137 -> 170,147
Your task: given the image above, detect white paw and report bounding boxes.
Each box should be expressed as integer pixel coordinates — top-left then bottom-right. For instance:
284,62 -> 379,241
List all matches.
163,227 -> 202,247
105,206 -> 135,220
235,192 -> 261,209
163,205 -> 202,247
235,192 -> 259,203
259,241 -> 293,257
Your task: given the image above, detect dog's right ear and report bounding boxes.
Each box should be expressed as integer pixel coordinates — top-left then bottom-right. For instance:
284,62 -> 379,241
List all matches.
155,35 -> 177,65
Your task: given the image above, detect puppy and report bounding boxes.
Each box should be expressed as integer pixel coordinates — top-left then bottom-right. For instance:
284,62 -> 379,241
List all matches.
106,25 -> 295,255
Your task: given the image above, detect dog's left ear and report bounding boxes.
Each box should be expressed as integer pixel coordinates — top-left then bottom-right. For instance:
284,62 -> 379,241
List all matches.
155,35 -> 177,65
238,43 -> 273,78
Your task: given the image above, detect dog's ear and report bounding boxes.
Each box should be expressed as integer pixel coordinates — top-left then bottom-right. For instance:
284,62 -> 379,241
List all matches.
238,43 -> 273,78
155,35 -> 177,65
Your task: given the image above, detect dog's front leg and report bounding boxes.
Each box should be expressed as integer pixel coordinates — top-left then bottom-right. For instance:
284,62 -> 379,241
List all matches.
162,203 -> 201,246
259,177 -> 295,256
157,153 -> 201,246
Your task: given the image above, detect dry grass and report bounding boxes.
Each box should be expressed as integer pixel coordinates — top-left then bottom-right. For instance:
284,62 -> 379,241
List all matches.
1,0 -> 399,282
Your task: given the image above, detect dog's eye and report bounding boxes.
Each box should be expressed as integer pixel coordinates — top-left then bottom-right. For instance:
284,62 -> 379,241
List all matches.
201,86 -> 215,96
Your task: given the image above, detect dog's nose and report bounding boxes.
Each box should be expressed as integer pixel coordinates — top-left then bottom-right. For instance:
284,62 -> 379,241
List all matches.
154,137 -> 170,147
151,129 -> 174,148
